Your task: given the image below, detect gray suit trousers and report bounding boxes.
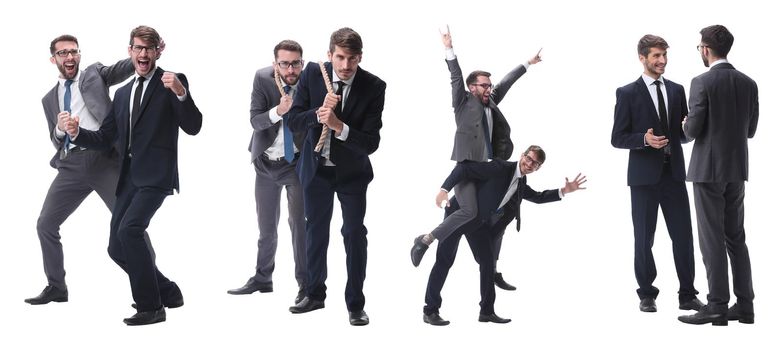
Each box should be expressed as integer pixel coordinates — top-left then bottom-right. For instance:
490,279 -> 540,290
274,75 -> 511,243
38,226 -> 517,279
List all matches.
36,149 -> 155,289
693,182 -> 755,312
252,155 -> 307,288
430,181 -> 478,241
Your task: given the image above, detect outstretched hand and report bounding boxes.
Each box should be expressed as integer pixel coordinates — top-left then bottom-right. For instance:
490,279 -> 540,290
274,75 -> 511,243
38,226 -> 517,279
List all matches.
440,25 -> 452,49
562,173 -> 587,195
528,48 -> 543,65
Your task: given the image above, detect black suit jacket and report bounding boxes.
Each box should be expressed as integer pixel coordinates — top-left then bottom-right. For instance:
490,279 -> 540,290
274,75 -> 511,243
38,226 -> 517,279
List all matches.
611,76 -> 689,186
288,62 -> 386,187
74,67 -> 202,193
441,160 -> 561,230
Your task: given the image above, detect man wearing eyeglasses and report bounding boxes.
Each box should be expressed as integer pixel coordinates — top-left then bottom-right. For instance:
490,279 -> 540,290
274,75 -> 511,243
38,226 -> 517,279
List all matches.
611,35 -> 703,314
422,145 -> 586,325
411,25 -> 542,291
678,25 -> 758,326
25,34 -> 137,306
227,40 -> 307,305
64,25 -> 202,326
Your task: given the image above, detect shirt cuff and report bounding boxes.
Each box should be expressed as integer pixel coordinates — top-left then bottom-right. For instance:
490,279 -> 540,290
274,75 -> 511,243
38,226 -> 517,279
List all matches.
523,61 -> 531,69
445,48 -> 456,60
176,90 -> 188,102
54,127 -> 66,138
269,106 -> 283,124
336,123 -> 349,140
558,189 -> 564,198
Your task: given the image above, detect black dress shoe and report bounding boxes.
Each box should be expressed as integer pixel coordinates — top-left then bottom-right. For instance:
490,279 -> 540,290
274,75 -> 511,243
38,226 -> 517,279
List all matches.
411,235 -> 429,267
639,297 -> 657,312
494,272 -> 517,291
423,312 -> 450,326
24,285 -> 68,305
289,296 -> 325,314
678,307 -> 728,326
295,288 -> 307,305
679,297 -> 705,311
478,313 -> 511,324
727,304 -> 754,324
227,278 -> 273,295
123,307 -> 166,326
349,310 -> 369,326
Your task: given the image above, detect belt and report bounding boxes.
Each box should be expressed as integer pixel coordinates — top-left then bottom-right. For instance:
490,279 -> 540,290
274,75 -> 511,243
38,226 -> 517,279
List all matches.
262,153 -> 299,163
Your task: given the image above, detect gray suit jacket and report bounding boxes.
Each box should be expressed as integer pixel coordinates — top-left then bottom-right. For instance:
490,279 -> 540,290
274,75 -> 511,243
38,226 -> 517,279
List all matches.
447,58 -> 526,162
684,63 -> 759,183
41,59 -> 134,167
249,66 -> 305,162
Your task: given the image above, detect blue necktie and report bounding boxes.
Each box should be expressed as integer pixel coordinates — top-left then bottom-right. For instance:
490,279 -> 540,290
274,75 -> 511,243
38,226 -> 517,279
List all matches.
481,107 -> 493,159
282,85 -> 294,163
62,79 -> 74,152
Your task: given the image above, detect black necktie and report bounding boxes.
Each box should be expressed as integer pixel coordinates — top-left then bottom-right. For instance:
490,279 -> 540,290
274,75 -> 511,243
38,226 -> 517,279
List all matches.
130,76 -> 145,149
481,107 -> 493,160
653,81 -> 670,154
334,81 -> 345,117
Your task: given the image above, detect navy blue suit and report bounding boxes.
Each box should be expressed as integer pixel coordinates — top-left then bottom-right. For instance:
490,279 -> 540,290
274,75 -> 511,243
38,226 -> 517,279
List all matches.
424,160 -> 560,316
288,62 -> 385,312
74,67 -> 202,311
611,76 -> 697,301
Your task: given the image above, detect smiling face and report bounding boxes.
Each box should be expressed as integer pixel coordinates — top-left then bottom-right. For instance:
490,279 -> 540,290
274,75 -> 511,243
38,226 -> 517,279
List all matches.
469,75 -> 493,105
128,37 -> 158,76
640,47 -> 667,79
50,40 -> 81,79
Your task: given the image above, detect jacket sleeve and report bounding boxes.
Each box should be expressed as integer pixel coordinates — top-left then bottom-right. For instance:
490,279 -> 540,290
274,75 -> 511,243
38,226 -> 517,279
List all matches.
611,87 -> 646,149
492,64 -> 527,104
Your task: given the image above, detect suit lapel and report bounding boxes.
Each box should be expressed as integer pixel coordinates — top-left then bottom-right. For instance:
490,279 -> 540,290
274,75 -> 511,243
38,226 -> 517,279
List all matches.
635,78 -> 660,126
132,68 -> 162,130
341,67 -> 363,118
44,84 -> 60,123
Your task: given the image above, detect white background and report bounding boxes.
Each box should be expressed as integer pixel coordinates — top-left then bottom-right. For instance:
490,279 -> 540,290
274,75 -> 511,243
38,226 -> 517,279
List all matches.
1,0 -> 779,348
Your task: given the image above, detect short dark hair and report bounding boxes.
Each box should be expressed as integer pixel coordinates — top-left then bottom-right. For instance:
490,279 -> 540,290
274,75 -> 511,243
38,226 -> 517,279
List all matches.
637,34 -> 669,57
129,25 -> 161,48
700,25 -> 733,58
525,145 -> 546,165
329,27 -> 362,55
466,70 -> 491,86
50,34 -> 78,55
274,39 -> 303,59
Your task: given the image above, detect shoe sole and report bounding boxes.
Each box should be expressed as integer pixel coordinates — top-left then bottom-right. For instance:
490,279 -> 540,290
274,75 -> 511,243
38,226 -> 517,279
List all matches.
289,304 -> 324,314
25,297 -> 68,305
124,317 -> 166,326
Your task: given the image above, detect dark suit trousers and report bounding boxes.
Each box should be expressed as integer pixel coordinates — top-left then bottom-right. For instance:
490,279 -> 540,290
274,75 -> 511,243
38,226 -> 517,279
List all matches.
253,155 -> 307,288
630,164 -> 697,301
693,182 -> 754,312
108,159 -> 176,311
423,219 -> 496,316
303,165 -> 368,312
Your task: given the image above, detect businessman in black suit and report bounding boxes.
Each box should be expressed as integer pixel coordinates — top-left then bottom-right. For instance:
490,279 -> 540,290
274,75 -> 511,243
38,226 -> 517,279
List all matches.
66,26 -> 202,326
679,25 -> 759,326
286,28 -> 385,326
611,35 -> 703,314
422,145 -> 586,325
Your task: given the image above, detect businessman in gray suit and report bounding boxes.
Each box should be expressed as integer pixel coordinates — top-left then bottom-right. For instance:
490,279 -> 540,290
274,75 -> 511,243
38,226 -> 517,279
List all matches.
678,25 -> 759,326
26,34 -> 136,305
228,40 -> 307,304
411,26 -> 541,290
